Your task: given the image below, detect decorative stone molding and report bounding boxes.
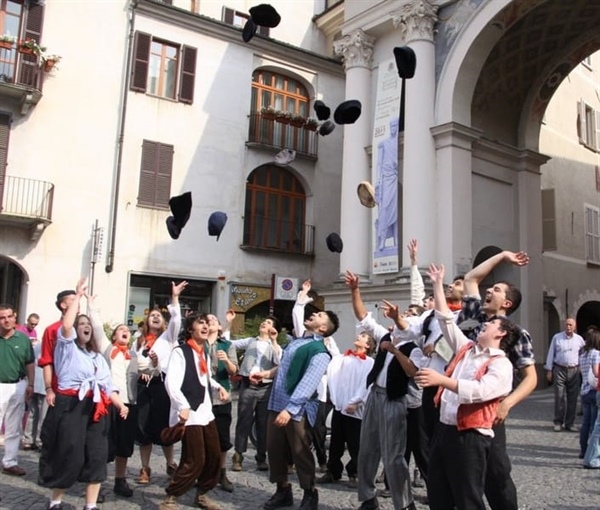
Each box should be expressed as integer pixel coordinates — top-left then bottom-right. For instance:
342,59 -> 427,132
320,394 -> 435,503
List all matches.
391,0 -> 438,42
333,29 -> 375,70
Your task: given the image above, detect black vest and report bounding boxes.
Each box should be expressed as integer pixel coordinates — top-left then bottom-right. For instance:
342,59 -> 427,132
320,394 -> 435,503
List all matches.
179,344 -> 210,411
366,336 -> 417,401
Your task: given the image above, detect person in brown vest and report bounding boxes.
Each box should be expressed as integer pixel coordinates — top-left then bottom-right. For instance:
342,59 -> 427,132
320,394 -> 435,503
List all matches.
415,264 -> 520,510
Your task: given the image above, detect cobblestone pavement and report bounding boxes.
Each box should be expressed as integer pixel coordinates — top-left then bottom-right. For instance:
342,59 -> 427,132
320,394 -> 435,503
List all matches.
0,388 -> 597,509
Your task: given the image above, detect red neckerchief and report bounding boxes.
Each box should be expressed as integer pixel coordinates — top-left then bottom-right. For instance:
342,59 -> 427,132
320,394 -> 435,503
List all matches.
186,339 -> 208,375
448,302 -> 462,312
111,343 -> 131,360
344,349 -> 366,360
144,332 -> 157,350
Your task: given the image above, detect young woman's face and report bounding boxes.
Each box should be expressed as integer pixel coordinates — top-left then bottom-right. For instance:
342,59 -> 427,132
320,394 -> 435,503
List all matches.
147,310 -> 165,331
76,316 -> 92,344
112,325 -> 131,345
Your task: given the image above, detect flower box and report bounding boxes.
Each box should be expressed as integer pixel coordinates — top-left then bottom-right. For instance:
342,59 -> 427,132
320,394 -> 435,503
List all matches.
0,40 -> 13,50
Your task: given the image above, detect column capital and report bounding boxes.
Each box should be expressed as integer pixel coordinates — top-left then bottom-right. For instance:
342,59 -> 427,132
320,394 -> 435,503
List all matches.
391,0 -> 438,42
333,29 -> 375,70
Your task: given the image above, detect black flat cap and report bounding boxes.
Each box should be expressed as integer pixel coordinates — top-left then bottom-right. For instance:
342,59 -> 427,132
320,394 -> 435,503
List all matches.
334,100 -> 362,125
318,120 -> 335,136
314,100 -> 331,121
166,192 -> 192,240
393,46 -> 416,79
242,18 -> 258,42
326,233 -> 343,253
249,4 -> 281,28
208,211 -> 228,240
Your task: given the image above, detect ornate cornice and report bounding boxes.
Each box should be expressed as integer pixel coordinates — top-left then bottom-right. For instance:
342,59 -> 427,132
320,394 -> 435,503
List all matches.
391,0 -> 438,42
333,29 -> 375,70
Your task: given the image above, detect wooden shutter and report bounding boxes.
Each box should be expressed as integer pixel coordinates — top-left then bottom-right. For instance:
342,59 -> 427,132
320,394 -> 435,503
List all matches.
595,109 -> 600,151
19,2 -> 44,87
223,7 -> 235,24
138,140 -> 173,208
178,45 -> 197,104
577,99 -> 587,144
131,32 -> 151,93
0,113 -> 10,197
541,188 -> 557,252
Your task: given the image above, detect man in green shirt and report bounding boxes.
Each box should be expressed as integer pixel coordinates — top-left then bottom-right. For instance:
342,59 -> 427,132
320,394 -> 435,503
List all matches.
0,304 -> 35,476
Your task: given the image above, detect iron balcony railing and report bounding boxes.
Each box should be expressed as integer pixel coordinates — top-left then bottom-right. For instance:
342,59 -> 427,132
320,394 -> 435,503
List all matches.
0,175 -> 54,222
248,112 -> 318,159
0,45 -> 43,90
242,215 -> 315,255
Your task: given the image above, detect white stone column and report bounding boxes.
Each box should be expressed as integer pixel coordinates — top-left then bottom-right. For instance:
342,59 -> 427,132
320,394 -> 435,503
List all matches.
431,122 -> 482,277
392,0 -> 438,266
333,29 -> 375,277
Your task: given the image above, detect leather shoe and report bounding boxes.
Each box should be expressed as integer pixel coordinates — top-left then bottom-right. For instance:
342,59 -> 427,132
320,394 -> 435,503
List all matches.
2,465 -> 26,476
263,485 -> 293,509
299,488 -> 318,510
316,472 -> 339,484
360,496 -> 380,509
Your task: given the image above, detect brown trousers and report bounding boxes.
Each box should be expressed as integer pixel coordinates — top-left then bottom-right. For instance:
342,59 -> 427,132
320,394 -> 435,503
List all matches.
267,411 -> 315,491
166,421 -> 221,497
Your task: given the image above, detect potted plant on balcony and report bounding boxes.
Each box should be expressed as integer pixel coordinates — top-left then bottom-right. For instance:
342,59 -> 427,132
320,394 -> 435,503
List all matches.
289,113 -> 306,128
260,106 -> 278,121
304,117 -> 319,131
276,111 -> 292,125
41,54 -> 61,72
0,34 -> 16,50
17,38 -> 45,56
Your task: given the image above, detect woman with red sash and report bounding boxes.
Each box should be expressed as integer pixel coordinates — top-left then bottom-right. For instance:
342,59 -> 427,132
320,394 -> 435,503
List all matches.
38,278 -> 128,510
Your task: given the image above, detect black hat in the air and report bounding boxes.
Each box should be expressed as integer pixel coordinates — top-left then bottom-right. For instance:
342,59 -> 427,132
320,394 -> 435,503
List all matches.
318,120 -> 335,136
242,18 -> 258,42
249,4 -> 281,28
333,100 -> 362,125
208,211 -> 228,241
393,46 -> 417,79
313,100 -> 331,121
326,233 -> 343,253
166,192 -> 192,240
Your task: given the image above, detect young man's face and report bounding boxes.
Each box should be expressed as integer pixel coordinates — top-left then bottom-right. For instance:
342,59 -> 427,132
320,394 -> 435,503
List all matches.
26,316 -> 39,330
190,319 -> 209,342
207,314 -> 220,334
259,318 -> 275,335
483,283 -> 510,315
0,308 -> 16,336
354,332 -> 372,352
423,296 -> 434,310
477,318 -> 506,347
304,311 -> 330,335
445,279 -> 464,302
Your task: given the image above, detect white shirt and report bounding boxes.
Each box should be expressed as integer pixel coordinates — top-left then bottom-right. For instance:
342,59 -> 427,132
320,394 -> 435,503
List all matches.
436,310 -> 513,437
544,331 -> 586,370
327,353 -> 374,420
165,347 -> 223,427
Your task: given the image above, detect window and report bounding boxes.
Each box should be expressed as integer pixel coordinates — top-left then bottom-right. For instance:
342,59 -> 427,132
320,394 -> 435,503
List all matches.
222,7 -> 270,36
137,140 -> 174,209
577,99 -> 600,151
585,204 -> 600,265
131,31 -> 197,104
541,188 -> 557,252
243,165 -> 312,254
251,70 -> 309,115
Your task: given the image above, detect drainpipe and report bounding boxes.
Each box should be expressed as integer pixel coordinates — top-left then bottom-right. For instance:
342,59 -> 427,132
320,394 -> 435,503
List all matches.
106,0 -> 137,273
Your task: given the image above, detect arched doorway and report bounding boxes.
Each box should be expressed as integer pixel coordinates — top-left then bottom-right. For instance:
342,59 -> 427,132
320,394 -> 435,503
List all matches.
576,301 -> 600,335
0,256 -> 26,313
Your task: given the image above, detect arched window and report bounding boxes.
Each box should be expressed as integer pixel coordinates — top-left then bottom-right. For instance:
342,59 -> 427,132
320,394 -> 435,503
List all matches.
243,165 -> 313,254
251,70 -> 309,117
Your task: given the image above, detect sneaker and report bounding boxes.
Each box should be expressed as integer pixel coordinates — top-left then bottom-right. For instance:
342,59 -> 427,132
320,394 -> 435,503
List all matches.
114,477 -> 134,497
2,465 -> 26,476
360,496 -> 380,509
47,504 -> 64,510
565,425 -> 579,432
553,424 -> 562,432
166,461 -> 178,477
137,466 -> 151,484
263,485 -> 294,510
299,488 -> 318,510
316,472 -> 339,484
195,491 -> 221,510
159,495 -> 178,510
347,476 -> 358,489
232,451 -> 243,472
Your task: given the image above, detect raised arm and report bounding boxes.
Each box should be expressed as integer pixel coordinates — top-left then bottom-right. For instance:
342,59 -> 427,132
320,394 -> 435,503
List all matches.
293,280 -> 312,338
428,263 -> 450,316
86,294 -> 111,355
345,270 -> 368,321
408,239 -> 425,306
61,278 -> 86,339
463,250 -> 529,296
165,281 -> 187,343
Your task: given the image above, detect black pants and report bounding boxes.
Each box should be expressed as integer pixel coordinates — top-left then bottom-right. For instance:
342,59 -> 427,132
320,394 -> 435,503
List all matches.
428,424 -> 491,510
136,376 -> 171,446
484,421 -> 518,510
213,402 -> 233,452
327,409 -> 361,479
404,406 -> 429,483
422,386 -> 440,442
312,401 -> 331,466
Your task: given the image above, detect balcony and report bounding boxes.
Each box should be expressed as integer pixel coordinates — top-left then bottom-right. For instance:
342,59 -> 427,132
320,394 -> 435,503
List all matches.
247,112 -> 318,160
0,46 -> 44,115
0,175 -> 54,240
241,216 -> 315,256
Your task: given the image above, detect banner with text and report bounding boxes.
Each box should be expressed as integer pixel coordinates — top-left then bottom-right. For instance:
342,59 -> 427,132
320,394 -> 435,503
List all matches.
372,58 -> 401,274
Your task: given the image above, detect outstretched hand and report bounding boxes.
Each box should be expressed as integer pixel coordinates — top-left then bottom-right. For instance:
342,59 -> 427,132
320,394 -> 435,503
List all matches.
426,263 -> 445,284
344,270 -> 359,290
506,251 -> 529,267
76,277 -> 88,296
408,239 -> 418,265
380,299 -> 399,321
301,279 -> 311,293
172,280 -> 188,298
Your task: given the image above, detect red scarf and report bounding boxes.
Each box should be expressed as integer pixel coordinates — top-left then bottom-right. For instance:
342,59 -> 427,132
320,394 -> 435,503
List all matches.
344,349 -> 366,360
110,344 -> 131,360
448,302 -> 462,312
186,340 -> 208,375
144,333 -> 157,350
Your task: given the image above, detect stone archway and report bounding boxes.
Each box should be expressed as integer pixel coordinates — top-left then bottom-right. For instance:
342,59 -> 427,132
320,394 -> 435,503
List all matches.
576,301 -> 600,336
0,255 -> 28,314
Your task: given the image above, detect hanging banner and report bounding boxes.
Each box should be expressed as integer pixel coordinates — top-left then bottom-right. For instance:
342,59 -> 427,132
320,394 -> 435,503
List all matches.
274,276 -> 299,300
372,58 -> 401,274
